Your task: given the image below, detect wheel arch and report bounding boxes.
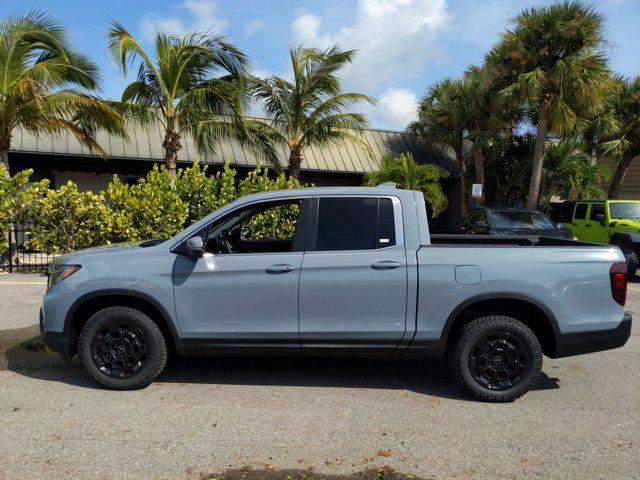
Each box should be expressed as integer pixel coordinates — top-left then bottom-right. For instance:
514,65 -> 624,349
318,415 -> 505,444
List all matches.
64,289 -> 186,357
440,293 -> 559,357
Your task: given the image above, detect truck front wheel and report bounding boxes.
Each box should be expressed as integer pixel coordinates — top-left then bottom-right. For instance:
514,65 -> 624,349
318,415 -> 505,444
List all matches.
78,306 -> 168,390
448,316 -> 543,402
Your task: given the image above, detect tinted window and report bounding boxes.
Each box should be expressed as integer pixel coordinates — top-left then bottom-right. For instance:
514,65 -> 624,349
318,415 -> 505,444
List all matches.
574,203 -> 588,220
316,197 -> 397,251
377,198 -> 396,247
589,203 -> 605,221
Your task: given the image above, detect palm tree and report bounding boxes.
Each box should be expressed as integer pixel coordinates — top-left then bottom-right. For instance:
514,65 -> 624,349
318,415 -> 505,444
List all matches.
247,45 -> 376,180
463,65 -> 520,204
0,11 -> 125,178
410,78 -> 469,215
540,139 -> 608,207
364,152 -> 448,216
601,76 -> 640,198
485,1 -> 611,209
108,22 -> 252,178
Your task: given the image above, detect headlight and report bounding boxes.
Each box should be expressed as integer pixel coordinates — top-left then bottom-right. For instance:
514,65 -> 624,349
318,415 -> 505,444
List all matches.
47,264 -> 81,288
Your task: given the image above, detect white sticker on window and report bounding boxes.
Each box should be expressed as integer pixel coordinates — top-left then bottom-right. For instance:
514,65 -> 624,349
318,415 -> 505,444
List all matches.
379,238 -> 390,243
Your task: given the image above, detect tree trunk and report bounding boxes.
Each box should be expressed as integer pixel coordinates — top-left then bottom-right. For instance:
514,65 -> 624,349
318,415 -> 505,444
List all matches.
473,148 -> 485,205
0,148 -> 9,178
162,128 -> 181,182
527,98 -> 551,209
288,148 -> 303,180
454,145 -> 468,217
608,153 -> 639,199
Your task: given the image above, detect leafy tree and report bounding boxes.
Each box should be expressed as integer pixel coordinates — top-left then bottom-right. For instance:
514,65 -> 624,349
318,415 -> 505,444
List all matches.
600,76 -> 640,198
108,22 -> 253,178
0,11 -> 125,178
27,182 -> 113,254
484,134 -> 534,207
364,152 -> 448,217
410,78 -> 469,215
540,139 -> 609,208
485,1 -> 611,208
248,45 -> 376,179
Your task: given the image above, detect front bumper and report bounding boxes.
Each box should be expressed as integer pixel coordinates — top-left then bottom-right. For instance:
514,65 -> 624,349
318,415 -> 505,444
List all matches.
40,308 -> 72,360
551,312 -> 632,358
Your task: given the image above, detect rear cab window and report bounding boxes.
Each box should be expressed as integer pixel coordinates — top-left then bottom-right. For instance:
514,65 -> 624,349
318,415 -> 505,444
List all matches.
314,197 -> 401,251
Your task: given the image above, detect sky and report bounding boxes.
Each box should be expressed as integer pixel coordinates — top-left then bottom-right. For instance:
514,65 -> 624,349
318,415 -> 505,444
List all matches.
2,0 -> 639,130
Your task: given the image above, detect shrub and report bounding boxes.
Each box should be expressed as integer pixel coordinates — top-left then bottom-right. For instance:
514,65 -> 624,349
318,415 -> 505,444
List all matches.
106,165 -> 188,242
0,167 -> 48,255
26,182 -> 112,254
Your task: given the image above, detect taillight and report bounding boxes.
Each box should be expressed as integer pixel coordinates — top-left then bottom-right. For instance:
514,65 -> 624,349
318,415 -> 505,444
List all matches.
610,262 -> 627,306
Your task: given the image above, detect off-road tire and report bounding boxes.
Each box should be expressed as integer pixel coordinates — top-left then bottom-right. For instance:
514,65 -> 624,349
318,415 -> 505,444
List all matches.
448,315 -> 543,402
623,250 -> 638,278
78,306 -> 167,390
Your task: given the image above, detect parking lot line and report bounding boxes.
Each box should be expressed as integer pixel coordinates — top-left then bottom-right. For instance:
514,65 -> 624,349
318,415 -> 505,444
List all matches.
629,286 -> 640,293
0,281 -> 47,285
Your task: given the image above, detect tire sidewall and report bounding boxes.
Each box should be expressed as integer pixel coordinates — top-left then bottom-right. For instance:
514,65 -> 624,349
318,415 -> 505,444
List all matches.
79,307 -> 165,390
457,319 -> 542,402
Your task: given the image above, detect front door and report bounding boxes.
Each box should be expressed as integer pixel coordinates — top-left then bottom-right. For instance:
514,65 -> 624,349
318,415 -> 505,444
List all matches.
172,198 -> 309,355
299,196 -> 408,356
570,202 -> 589,240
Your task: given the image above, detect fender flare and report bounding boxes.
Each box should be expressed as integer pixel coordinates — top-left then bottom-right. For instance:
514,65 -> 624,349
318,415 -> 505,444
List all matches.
64,289 -> 186,354
437,291 -> 560,348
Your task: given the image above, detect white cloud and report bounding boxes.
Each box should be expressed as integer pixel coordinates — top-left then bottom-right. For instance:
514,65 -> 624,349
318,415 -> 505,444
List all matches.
140,0 -> 228,41
290,0 -> 451,91
366,88 -> 418,129
244,18 -> 265,38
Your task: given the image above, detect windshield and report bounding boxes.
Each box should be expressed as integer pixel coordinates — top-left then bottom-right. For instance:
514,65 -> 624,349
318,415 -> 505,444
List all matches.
609,202 -> 640,220
491,211 -> 556,229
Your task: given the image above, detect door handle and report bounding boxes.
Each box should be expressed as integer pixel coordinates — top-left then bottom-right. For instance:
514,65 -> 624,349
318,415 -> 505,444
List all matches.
572,223 -> 577,226
265,264 -> 296,274
371,260 -> 402,270
585,224 -> 592,227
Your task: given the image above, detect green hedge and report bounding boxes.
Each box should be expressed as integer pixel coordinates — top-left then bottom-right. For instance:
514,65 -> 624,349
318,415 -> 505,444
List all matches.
0,161 -> 307,255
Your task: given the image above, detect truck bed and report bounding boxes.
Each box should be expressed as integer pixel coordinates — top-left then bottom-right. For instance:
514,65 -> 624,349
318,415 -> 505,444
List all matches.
429,234 -> 599,247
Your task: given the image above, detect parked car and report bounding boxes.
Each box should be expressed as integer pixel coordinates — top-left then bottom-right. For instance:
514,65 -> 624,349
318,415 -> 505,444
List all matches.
460,207 -> 573,238
558,200 -> 640,276
41,186 -> 632,402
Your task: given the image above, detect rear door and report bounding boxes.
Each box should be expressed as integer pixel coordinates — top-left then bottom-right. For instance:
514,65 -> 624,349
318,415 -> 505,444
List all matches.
586,203 -> 608,243
571,202 -> 589,240
299,196 -> 408,356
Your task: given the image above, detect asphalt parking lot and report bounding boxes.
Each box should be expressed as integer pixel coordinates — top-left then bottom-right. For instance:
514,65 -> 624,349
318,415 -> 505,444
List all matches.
0,273 -> 638,480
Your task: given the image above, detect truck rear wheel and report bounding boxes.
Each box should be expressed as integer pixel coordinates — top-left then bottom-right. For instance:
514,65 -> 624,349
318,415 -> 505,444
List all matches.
448,315 -> 542,402
78,306 -> 167,390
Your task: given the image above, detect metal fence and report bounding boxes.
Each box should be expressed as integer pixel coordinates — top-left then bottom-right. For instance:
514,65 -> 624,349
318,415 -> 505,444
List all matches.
1,222 -> 56,273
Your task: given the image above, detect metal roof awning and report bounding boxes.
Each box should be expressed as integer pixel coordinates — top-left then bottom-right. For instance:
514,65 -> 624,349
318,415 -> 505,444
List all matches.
11,122 -> 459,177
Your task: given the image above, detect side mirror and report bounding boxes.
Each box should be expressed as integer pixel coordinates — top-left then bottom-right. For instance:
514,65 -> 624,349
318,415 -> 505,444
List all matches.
560,226 -> 573,236
185,236 -> 204,258
594,213 -> 605,225
473,220 -> 488,229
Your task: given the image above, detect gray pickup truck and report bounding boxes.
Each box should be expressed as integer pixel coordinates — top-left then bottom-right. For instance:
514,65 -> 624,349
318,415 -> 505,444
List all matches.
41,185 -> 632,401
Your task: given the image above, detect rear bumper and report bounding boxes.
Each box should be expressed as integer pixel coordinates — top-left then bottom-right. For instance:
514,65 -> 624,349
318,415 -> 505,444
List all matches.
40,308 -> 72,360
550,312 -> 632,358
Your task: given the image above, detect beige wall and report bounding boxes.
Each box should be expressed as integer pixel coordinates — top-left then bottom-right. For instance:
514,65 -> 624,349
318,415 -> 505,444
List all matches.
600,158 -> 640,200
52,171 -> 117,193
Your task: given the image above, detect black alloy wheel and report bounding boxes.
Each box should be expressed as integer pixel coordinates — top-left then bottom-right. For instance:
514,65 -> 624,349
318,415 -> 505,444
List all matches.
468,332 -> 528,391
91,321 -> 148,378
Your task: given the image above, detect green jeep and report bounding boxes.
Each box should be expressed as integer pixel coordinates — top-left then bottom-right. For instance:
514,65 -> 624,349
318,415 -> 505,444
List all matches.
559,200 -> 640,276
